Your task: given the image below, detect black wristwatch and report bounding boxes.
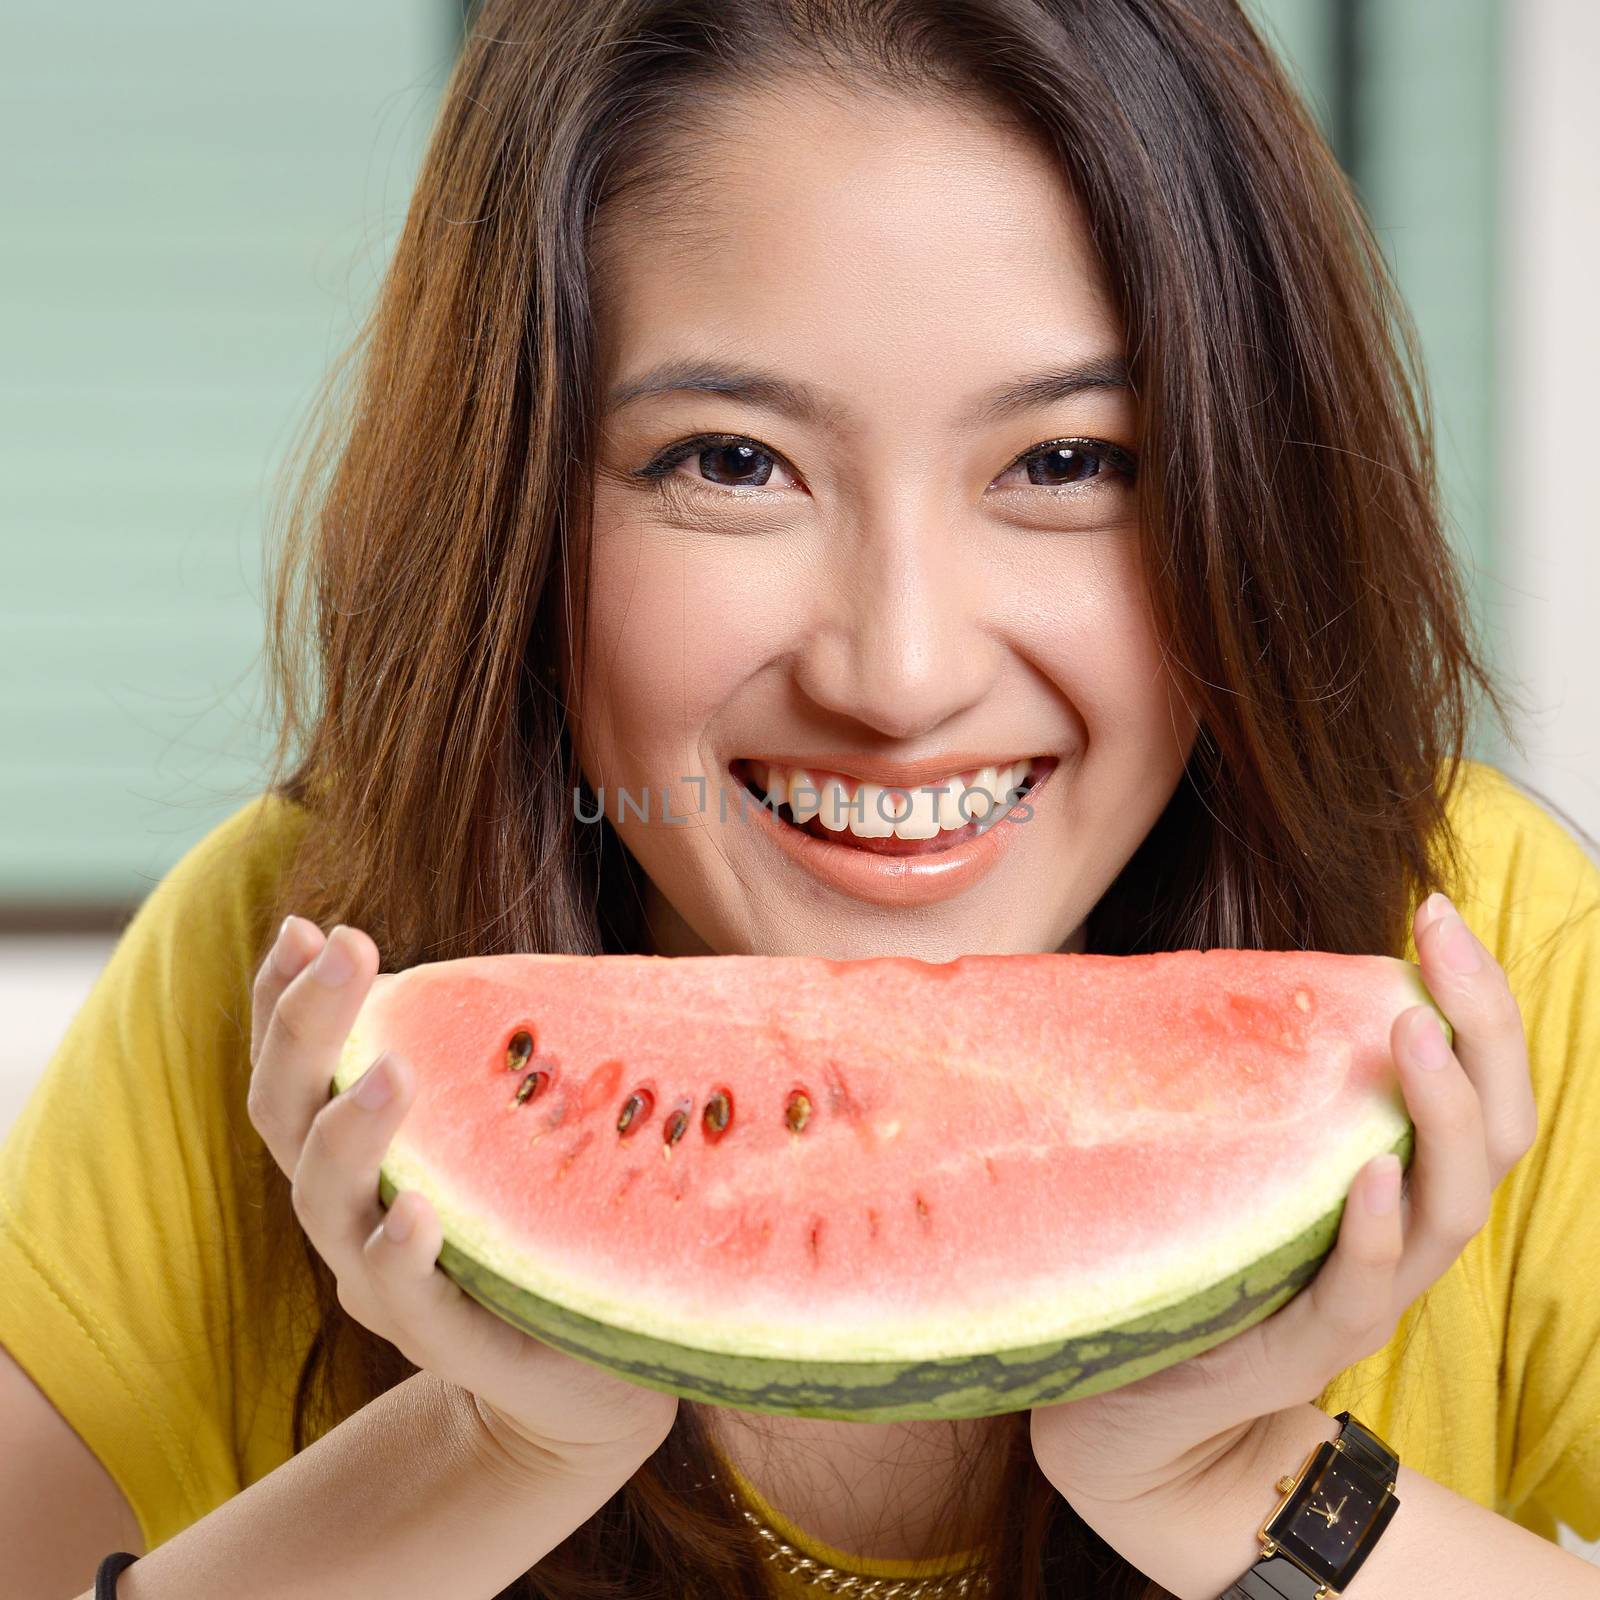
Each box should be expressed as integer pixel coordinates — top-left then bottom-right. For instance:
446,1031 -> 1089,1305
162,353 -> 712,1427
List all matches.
1216,1411 -> 1400,1598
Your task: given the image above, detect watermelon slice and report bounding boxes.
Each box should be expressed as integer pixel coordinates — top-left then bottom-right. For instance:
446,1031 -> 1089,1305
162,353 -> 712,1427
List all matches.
331,951 -> 1439,1422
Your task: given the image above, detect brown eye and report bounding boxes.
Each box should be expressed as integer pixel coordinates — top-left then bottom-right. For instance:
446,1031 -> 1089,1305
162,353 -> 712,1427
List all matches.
995,437 -> 1137,492
636,434 -> 800,493
691,440 -> 776,488
1023,444 -> 1104,486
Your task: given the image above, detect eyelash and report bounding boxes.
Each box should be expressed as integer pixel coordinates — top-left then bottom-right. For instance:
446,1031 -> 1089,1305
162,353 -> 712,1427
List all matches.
631,432 -> 1139,502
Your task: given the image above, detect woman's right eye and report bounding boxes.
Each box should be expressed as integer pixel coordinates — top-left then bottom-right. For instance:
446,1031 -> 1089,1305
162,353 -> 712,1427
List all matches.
634,434 -> 799,493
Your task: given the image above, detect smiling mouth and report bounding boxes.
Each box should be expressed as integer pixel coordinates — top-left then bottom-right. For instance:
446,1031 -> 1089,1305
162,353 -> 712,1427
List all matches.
729,757 -> 1052,856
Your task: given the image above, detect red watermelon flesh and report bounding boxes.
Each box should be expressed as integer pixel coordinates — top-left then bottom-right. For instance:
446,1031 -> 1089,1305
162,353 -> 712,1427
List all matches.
332,949 -> 1436,1420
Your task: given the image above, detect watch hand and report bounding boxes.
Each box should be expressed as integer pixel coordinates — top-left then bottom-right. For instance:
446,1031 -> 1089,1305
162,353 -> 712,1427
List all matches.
1333,1493 -> 1348,1516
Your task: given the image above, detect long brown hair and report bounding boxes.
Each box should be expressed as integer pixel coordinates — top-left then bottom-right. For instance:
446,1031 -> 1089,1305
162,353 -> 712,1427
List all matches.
240,1 -> 1526,1594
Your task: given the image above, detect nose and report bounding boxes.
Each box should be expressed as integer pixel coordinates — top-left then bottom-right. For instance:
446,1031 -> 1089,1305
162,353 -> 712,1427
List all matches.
791,503 -> 1001,740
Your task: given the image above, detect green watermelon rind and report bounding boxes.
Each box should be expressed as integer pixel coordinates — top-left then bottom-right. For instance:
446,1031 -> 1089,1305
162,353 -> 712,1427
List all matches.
337,958 -> 1443,1423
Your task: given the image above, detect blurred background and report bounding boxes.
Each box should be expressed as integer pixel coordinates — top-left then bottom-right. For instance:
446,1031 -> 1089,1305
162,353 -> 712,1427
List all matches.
0,0 -> 1595,1558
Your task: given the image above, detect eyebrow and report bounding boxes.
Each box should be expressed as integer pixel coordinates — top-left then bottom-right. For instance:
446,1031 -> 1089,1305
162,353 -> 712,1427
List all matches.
604,353 -> 1130,429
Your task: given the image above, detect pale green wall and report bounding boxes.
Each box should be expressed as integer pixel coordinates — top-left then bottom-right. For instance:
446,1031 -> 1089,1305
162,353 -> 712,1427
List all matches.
1251,0 -> 1506,767
0,4 -> 450,902
1357,1 -> 1502,638
1250,0 -> 1335,116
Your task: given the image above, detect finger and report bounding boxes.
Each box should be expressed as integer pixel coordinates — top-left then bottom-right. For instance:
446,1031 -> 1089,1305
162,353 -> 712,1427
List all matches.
292,1048 -> 416,1298
248,923 -> 380,1179
1414,890 -> 1451,936
1385,1003 -> 1492,1307
361,1181 -> 538,1389
1249,1150 -> 1406,1404
250,915 -> 326,1069
1414,895 -> 1538,1180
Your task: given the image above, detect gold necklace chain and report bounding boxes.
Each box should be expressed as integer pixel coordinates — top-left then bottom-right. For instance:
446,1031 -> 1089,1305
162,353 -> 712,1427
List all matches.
687,1457 -> 993,1597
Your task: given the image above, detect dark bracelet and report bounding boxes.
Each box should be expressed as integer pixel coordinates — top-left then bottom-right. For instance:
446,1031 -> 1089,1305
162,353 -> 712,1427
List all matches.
96,1551 -> 138,1598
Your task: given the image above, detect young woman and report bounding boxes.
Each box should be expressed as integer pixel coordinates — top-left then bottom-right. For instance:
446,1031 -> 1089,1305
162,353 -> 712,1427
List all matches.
3,1 -> 1598,1597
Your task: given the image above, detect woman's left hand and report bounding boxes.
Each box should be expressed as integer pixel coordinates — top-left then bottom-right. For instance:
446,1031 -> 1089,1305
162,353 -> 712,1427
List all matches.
1029,891 -> 1539,1583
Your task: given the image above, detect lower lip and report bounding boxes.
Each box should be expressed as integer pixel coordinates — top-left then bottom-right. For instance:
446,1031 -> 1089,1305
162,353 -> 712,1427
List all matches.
736,763 -> 1054,908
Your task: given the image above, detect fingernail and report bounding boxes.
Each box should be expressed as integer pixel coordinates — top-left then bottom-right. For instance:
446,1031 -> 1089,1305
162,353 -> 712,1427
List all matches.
384,1195 -> 414,1241
353,1054 -> 395,1109
1409,1007 -> 1449,1070
1422,891 -> 1451,925
1438,912 -> 1483,975
272,915 -> 302,979
312,926 -> 355,988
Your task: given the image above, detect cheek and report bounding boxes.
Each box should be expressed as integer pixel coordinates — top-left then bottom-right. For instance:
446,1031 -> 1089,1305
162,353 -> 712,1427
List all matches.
1019,533 -> 1195,770
573,514 -> 784,784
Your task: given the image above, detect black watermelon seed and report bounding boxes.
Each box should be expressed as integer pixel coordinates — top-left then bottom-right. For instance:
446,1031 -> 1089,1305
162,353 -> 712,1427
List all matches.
617,1088 -> 654,1136
702,1088 -> 733,1139
663,1105 -> 690,1146
506,1029 -> 535,1071
514,1069 -> 549,1105
785,1089 -> 812,1134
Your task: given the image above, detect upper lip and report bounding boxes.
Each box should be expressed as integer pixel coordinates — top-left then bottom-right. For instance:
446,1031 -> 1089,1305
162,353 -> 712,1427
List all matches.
736,752 -> 1048,788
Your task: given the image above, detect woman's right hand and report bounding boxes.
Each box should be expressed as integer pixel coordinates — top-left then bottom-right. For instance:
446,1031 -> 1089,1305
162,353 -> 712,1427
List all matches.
246,916 -> 680,1488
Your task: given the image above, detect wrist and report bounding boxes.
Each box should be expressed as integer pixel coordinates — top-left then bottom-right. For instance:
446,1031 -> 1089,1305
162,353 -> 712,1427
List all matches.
462,1388 -> 578,1492
1229,1404 -> 1344,1509
463,1387 -> 662,1494
1063,1406 -> 1344,1600
1194,1406 -> 1345,1600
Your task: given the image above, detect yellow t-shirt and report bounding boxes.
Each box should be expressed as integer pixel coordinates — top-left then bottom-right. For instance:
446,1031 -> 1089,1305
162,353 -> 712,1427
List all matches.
1,759 -> 1597,1591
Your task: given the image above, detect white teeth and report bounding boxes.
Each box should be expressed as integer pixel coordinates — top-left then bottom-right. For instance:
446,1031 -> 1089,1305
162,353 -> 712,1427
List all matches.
963,766 -> 999,824
892,783 -> 943,840
744,758 -> 1038,840
817,776 -> 852,831
987,761 -> 1021,813
849,781 -> 899,837
787,768 -> 821,826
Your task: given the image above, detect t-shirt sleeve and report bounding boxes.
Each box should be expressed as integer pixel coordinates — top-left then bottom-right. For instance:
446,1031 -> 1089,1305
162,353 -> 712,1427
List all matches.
0,793 -> 307,1553
1459,769 -> 1600,1542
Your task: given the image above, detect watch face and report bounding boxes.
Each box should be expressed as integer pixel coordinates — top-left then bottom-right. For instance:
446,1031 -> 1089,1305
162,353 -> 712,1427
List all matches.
1269,1444 -> 1397,1584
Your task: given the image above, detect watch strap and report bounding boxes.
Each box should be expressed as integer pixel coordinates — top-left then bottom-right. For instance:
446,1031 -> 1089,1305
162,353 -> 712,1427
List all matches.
1216,1551 -> 1329,1599
1329,1410 -> 1398,1489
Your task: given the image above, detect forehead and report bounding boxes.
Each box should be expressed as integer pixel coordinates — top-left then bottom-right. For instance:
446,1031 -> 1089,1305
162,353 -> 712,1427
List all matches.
589,81 -> 1123,422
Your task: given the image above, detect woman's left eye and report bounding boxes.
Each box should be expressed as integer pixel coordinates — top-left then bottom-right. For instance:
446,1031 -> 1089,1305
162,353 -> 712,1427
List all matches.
631,434 -> 1138,498
996,438 -> 1138,492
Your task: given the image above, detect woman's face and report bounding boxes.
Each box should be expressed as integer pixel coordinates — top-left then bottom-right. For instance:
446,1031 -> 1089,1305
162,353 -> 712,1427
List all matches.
576,81 -> 1197,961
